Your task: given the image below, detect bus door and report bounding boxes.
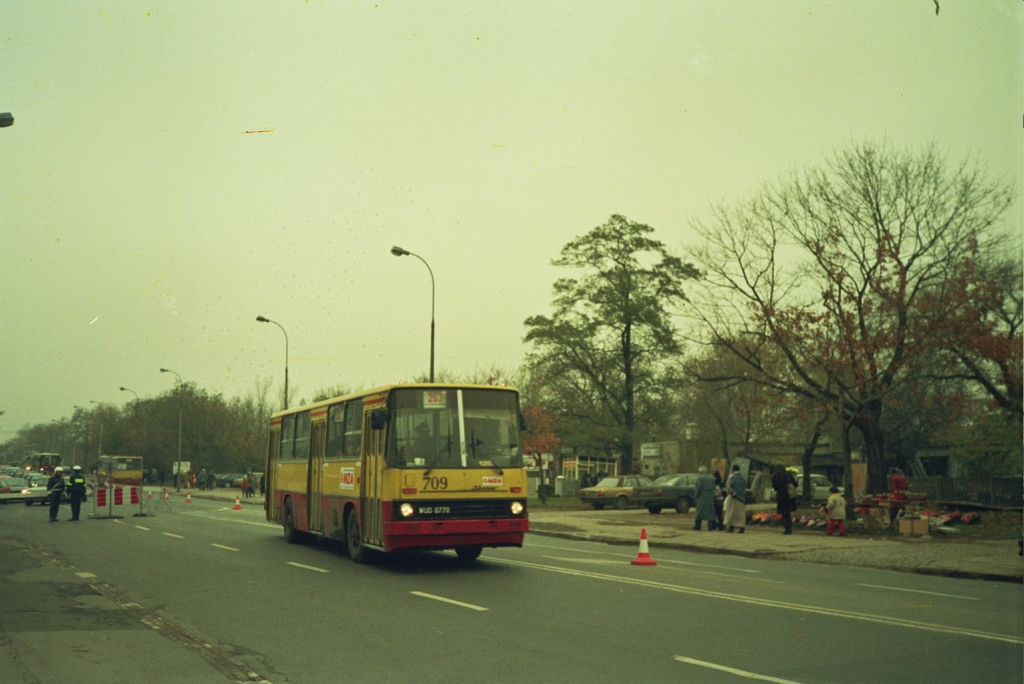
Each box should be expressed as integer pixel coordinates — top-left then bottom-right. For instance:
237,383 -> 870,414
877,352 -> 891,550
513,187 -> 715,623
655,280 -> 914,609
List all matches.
361,411 -> 386,548
308,421 -> 326,533
266,426 -> 281,522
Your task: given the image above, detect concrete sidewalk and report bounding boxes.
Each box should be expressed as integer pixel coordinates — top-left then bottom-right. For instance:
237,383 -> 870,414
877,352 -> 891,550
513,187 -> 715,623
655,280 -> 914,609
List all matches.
527,507 -> 1024,583
168,488 -> 1023,583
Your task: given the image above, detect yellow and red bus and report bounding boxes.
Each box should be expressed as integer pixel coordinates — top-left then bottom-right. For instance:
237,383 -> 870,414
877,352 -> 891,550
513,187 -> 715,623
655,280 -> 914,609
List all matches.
265,383 -> 528,562
96,455 -> 144,486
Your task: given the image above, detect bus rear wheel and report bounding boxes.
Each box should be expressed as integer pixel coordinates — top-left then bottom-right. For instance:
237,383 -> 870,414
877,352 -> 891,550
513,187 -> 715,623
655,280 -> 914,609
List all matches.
455,545 -> 483,561
346,511 -> 370,564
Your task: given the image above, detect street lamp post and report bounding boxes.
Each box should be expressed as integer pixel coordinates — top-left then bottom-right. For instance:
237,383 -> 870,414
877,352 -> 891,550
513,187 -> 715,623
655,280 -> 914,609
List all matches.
160,368 -> 184,491
89,400 -> 103,469
256,316 -> 289,410
390,245 -> 436,382
119,386 -> 139,402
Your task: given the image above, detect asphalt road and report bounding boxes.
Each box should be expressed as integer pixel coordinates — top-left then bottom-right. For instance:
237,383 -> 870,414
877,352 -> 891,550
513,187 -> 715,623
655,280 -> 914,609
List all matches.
1,498 -> 1021,683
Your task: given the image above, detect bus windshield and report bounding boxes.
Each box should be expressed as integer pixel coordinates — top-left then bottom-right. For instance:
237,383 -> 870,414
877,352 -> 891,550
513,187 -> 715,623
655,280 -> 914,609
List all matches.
387,388 -> 522,470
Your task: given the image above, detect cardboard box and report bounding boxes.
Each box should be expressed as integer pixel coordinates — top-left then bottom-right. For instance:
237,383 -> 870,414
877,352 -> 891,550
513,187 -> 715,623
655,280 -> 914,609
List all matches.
899,517 -> 930,535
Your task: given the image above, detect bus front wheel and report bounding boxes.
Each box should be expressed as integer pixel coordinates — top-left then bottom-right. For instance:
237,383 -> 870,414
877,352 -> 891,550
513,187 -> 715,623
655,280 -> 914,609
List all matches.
283,499 -> 304,544
346,512 -> 370,564
455,545 -> 483,561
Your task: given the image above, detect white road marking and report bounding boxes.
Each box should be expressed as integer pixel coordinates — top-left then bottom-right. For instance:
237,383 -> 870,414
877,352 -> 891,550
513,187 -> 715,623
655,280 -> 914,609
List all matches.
287,562 -> 328,573
675,656 -> 803,683
76,572 -> 96,578
114,519 -> 124,524
495,557 -> 1022,644
179,510 -> 279,529
411,591 -> 488,611
525,541 -> 762,572
855,583 -> 979,600
135,526 -> 150,531
540,555 -> 783,583
212,543 -> 239,552
163,532 -> 184,539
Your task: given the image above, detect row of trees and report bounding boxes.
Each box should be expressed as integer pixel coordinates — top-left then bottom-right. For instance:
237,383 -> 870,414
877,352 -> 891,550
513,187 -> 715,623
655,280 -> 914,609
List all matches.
4,142 -> 1019,495
2,379 -> 276,480
522,141 -> 1021,493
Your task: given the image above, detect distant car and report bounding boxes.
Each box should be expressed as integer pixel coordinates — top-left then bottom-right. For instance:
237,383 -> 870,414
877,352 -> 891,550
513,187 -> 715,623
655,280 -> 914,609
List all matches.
216,473 -> 244,488
19,481 -> 50,505
0,478 -> 32,504
579,476 -> 654,510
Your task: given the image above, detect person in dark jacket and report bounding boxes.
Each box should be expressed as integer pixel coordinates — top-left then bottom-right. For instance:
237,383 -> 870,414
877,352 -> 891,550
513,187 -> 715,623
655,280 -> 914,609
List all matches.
693,467 -> 719,531
68,465 -> 87,521
46,467 -> 67,522
771,465 -> 798,535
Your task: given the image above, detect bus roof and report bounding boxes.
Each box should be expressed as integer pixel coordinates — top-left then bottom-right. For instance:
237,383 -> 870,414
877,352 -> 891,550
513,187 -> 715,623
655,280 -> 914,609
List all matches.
269,382 -> 519,420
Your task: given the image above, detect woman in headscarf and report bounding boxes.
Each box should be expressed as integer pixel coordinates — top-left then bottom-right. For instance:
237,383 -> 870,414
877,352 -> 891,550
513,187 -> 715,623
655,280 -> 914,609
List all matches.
723,464 -> 747,533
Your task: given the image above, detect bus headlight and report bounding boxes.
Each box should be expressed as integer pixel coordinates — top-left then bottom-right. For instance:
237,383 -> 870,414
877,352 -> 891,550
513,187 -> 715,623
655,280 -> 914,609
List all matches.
510,501 -> 524,515
399,503 -> 415,518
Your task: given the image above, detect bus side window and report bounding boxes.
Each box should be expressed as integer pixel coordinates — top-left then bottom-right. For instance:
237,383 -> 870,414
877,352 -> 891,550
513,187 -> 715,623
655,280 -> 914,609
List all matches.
280,414 -> 296,460
294,412 -> 311,462
326,403 -> 346,459
342,399 -> 363,459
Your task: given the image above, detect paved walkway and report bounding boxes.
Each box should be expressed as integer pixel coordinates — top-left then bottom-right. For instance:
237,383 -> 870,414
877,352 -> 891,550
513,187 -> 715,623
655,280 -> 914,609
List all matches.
164,488 -> 1022,583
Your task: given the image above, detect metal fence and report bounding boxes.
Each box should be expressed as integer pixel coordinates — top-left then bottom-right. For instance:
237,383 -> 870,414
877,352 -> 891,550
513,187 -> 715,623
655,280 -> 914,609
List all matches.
907,477 -> 1023,508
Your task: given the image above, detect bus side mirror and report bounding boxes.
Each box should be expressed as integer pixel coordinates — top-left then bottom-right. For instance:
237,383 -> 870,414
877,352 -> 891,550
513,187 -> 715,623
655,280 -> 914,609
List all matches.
371,408 -> 388,431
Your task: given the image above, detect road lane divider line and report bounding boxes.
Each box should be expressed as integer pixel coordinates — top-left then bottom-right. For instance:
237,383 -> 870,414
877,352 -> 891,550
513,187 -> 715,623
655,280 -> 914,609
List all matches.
179,510 -> 279,529
541,556 -> 783,583
76,572 -> 96,578
287,561 -> 328,573
162,532 -> 184,539
135,526 -> 150,531
411,591 -> 488,611
524,541 -> 763,572
212,544 -> 239,552
674,656 -> 803,683
495,557 -> 1022,644
854,583 -> 979,600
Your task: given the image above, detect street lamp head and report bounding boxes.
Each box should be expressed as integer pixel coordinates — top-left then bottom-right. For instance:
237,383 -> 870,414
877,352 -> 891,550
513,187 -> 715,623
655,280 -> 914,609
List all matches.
256,315 -> 270,323
119,386 -> 128,391
0,112 -> 13,128
391,245 -> 410,257
160,368 -> 169,373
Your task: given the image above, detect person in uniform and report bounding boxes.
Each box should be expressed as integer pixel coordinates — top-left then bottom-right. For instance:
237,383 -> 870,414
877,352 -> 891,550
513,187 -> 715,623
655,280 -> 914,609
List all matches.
46,466 -> 66,522
68,465 -> 87,521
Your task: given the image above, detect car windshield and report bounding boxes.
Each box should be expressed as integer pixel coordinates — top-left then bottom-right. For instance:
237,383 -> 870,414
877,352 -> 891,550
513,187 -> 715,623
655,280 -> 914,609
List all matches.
654,475 -> 687,486
595,477 -> 621,487
6,478 -> 28,488
386,388 -> 522,469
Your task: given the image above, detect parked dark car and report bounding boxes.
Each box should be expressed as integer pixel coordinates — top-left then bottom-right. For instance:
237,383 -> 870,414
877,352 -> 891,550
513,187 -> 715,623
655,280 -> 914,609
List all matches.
216,473 -> 244,488
637,473 -> 753,514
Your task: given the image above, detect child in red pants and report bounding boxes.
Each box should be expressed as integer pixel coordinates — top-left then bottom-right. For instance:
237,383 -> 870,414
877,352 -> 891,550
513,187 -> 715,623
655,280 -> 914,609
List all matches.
825,486 -> 847,536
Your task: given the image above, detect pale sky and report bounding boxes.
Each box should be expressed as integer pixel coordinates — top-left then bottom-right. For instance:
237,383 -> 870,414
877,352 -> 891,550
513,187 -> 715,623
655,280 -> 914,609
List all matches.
2,1 -> 1021,436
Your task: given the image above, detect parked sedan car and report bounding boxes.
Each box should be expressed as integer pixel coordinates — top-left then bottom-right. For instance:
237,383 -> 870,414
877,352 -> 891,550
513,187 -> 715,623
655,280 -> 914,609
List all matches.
640,473 -> 729,514
216,473 -> 244,488
579,476 -> 654,510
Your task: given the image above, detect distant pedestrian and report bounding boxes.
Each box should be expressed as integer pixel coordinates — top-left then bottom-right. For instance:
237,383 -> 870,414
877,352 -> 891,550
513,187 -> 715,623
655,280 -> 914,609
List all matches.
208,471 -> 216,490
246,472 -> 257,498
240,476 -> 249,498
259,472 -> 265,496
46,466 -> 66,523
67,465 -> 87,521
888,467 -> 909,527
723,465 -> 747,533
198,468 -> 208,491
693,466 -> 719,531
712,470 -> 725,528
824,486 -> 847,536
771,465 -> 798,535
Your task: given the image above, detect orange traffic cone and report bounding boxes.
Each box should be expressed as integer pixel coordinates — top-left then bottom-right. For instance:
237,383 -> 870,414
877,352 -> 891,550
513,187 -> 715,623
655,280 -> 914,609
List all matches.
185,491 -> 193,504
162,488 -> 170,502
233,494 -> 243,510
146,490 -> 153,500
631,528 -> 658,566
